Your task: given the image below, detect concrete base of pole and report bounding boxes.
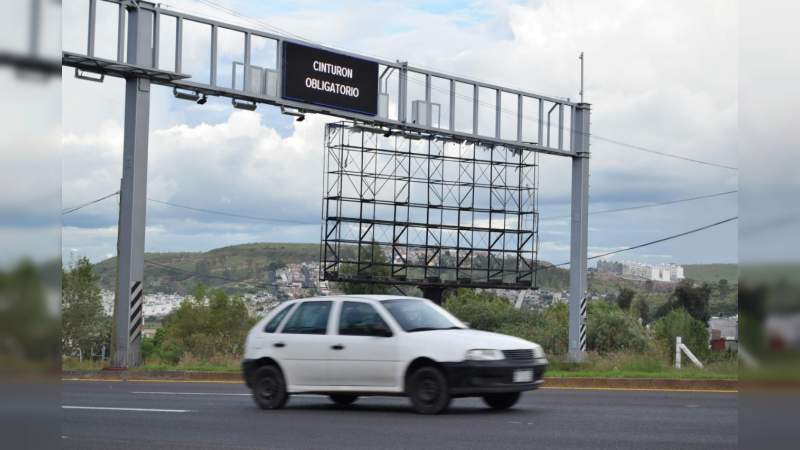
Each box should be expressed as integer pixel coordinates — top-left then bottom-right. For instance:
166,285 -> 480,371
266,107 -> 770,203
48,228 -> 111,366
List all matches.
567,350 -> 587,363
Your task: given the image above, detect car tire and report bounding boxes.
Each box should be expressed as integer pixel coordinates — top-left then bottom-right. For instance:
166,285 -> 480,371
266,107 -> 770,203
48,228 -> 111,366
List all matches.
482,392 -> 521,410
252,365 -> 288,410
408,366 -> 451,414
329,394 -> 358,406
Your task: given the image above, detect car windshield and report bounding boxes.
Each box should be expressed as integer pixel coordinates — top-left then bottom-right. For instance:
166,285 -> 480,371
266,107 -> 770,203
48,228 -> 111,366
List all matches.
381,299 -> 464,332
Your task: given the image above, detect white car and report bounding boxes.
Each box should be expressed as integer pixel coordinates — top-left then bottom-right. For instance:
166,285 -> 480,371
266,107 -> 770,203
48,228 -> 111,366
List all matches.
242,295 -> 548,414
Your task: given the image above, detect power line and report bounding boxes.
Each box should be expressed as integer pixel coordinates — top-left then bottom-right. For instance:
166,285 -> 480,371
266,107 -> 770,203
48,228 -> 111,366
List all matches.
184,0 -> 738,171
61,191 -> 317,225
540,216 -> 739,270
147,197 -> 318,225
589,135 -> 739,171
61,191 -> 119,215
540,190 -> 738,221
63,189 -> 736,225
144,259 -> 274,289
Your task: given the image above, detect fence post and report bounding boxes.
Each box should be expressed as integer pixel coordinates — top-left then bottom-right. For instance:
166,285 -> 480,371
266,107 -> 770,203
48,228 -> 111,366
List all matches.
675,336 -> 682,369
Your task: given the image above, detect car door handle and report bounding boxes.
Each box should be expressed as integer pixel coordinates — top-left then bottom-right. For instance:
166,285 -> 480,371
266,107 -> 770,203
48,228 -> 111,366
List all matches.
273,342 -> 285,348
331,344 -> 344,350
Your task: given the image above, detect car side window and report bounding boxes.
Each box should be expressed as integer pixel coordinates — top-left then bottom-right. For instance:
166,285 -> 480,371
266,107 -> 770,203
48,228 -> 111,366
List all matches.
339,302 -> 392,337
263,304 -> 293,333
282,301 -> 332,335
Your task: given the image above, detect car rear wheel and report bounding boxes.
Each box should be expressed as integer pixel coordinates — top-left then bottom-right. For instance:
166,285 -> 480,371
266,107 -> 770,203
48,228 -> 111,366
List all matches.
408,366 -> 451,414
252,365 -> 288,410
482,392 -> 521,410
329,394 -> 358,406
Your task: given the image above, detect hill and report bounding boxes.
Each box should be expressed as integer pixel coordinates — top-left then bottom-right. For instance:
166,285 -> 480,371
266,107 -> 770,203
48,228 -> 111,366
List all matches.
94,243 -> 321,295
683,264 -> 738,283
94,242 -> 576,295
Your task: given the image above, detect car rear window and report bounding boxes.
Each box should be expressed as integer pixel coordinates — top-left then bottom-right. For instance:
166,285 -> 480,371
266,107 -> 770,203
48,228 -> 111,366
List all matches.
282,301 -> 332,334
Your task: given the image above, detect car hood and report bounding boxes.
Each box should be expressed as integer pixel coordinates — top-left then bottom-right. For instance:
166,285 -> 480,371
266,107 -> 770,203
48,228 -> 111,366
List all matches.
407,328 -> 536,350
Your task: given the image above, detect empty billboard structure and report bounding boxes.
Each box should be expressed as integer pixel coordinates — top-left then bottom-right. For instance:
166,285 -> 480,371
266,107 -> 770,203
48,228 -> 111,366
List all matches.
321,123 -> 540,291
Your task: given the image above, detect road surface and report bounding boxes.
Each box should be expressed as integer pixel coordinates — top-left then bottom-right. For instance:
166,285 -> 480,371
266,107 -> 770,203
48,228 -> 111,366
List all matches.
62,380 -> 736,449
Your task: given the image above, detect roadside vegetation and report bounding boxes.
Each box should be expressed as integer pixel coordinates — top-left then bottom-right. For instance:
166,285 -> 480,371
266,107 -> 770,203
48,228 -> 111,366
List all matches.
62,259 -> 737,379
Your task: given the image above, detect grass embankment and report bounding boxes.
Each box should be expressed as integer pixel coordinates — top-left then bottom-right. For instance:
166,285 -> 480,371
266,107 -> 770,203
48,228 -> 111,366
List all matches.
64,352 -> 738,380
547,352 -> 737,379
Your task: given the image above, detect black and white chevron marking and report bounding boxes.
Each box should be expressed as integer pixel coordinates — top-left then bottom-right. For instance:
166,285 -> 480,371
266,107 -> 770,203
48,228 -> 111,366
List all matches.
579,296 -> 587,351
129,281 -> 143,343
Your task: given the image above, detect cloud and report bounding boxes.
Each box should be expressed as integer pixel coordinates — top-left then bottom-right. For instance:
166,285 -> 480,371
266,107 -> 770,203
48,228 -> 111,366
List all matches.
61,0 -> 739,265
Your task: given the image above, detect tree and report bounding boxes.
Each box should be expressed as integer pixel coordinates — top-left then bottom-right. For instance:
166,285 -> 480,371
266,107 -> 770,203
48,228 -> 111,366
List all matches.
615,287 -> 635,310
631,296 -> 650,324
652,280 -> 712,324
652,309 -> 709,358
671,280 -> 711,324
61,257 -> 111,358
586,302 -> 650,354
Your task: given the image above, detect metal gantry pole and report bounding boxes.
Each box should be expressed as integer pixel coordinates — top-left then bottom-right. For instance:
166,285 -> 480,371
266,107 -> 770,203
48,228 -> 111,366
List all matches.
567,103 -> 591,362
111,5 -> 153,368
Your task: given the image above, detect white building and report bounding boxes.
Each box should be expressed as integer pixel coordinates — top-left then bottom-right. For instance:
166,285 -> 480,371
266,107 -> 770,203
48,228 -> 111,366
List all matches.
620,261 -> 685,282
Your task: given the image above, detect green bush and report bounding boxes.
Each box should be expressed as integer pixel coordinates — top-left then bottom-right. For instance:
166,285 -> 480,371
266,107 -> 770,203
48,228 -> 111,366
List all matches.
444,290 -> 569,355
652,308 -> 709,358
146,284 -> 258,363
586,302 -> 650,354
444,289 -> 518,330
497,302 -> 568,355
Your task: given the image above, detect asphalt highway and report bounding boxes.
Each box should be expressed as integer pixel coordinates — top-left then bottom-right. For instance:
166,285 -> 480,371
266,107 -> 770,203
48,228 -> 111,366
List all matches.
62,380 -> 737,449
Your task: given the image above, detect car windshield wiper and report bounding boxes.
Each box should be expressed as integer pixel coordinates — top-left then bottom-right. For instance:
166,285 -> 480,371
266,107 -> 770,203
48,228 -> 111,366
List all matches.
406,326 -> 464,332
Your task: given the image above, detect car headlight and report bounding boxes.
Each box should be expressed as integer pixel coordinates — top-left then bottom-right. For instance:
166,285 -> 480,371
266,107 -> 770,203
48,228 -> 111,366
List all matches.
532,344 -> 545,359
465,349 -> 504,361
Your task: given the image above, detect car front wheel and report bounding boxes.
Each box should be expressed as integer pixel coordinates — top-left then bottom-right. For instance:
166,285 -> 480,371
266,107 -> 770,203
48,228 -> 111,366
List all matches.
482,392 -> 521,410
252,365 -> 288,410
408,366 -> 451,414
329,394 -> 358,406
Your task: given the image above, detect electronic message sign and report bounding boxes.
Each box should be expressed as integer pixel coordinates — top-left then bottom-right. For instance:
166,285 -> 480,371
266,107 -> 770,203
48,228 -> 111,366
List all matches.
282,42 -> 379,116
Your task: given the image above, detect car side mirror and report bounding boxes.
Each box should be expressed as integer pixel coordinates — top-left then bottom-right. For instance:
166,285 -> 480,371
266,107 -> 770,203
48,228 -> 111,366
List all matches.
369,323 -> 393,337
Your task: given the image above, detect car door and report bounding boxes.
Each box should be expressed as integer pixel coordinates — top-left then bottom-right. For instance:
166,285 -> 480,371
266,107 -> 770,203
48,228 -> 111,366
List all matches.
274,300 -> 334,388
327,300 -> 399,388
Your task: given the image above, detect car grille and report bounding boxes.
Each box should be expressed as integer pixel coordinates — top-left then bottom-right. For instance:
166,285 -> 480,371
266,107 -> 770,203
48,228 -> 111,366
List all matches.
502,349 -> 534,361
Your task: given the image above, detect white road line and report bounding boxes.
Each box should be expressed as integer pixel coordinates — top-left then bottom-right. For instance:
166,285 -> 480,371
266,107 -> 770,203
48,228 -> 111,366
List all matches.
133,391 -> 250,396
62,406 -> 189,413
131,391 -> 398,399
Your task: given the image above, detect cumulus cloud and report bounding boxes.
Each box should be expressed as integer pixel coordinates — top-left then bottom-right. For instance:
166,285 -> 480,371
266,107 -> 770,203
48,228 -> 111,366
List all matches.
61,0 -> 739,265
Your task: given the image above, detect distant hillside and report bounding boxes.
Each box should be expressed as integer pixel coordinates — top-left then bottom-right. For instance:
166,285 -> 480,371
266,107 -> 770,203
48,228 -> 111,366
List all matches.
93,242 -> 572,295
94,243 -> 320,295
683,264 -> 738,283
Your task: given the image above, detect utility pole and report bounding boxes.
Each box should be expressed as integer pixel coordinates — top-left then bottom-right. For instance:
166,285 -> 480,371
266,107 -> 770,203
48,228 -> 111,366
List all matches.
567,102 -> 591,362
110,4 -> 153,368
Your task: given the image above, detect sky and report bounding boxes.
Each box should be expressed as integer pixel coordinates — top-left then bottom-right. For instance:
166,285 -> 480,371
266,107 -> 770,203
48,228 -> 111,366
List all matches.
60,0 -> 739,266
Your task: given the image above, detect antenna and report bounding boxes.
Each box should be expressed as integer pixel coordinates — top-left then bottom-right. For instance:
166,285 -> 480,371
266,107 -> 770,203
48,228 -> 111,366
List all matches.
579,52 -> 585,103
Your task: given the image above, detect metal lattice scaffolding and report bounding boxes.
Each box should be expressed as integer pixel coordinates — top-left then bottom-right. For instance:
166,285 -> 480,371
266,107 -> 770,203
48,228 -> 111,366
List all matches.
322,122 -> 540,290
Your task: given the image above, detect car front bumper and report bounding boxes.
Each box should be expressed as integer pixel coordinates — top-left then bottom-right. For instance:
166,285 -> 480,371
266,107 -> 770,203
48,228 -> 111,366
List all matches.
442,357 -> 548,396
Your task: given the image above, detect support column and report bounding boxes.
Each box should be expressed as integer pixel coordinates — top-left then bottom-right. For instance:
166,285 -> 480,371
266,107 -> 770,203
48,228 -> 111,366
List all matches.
420,286 -> 446,305
567,103 -> 591,362
110,6 -> 153,368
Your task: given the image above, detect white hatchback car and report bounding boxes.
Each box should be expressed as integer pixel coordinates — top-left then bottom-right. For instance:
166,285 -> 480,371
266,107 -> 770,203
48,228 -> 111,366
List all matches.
242,295 -> 548,414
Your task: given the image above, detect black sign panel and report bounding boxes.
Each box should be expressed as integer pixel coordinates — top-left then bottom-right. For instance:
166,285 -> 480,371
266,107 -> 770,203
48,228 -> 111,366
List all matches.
282,42 -> 378,116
